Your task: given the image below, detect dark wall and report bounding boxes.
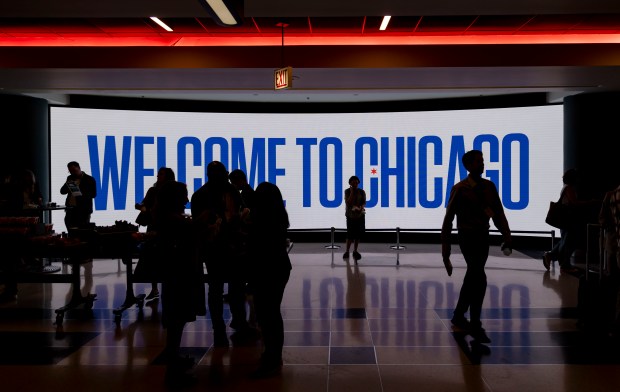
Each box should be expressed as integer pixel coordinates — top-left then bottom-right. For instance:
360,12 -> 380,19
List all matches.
564,92 -> 620,201
0,94 -> 50,203
69,92 -> 549,113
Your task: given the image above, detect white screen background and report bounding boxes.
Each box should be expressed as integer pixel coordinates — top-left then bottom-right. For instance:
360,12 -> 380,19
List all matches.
50,106 -> 563,235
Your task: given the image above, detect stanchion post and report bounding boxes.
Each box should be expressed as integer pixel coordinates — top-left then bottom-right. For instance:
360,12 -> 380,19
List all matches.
325,226 -> 341,249
390,227 -> 406,251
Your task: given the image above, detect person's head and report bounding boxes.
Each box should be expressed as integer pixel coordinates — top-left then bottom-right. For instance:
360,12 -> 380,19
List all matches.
156,167 -> 175,185
562,168 -> 578,185
229,169 -> 248,190
348,175 -> 360,188
206,161 -> 229,184
462,150 -> 484,177
18,169 -> 36,189
9,169 -> 36,195
254,182 -> 289,228
67,161 -> 82,177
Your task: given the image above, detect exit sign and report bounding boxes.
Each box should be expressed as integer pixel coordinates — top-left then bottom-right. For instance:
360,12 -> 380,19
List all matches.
274,67 -> 292,90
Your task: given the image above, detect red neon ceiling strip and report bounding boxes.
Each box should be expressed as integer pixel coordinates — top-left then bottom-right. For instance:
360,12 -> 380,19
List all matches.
1,34 -> 620,46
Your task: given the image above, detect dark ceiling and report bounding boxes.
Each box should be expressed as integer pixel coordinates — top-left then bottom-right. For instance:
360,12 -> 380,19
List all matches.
1,1 -> 620,104
2,14 -> 620,37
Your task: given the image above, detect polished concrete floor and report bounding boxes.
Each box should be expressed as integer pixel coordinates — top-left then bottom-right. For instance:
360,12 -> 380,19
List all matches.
1,242 -> 620,392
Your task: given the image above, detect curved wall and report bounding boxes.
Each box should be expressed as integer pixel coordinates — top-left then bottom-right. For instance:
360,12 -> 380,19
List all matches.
3,91 -> 619,213
564,92 -> 620,200
0,94 -> 49,203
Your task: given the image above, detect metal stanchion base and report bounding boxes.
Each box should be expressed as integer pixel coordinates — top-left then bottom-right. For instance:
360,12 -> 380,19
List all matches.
390,245 -> 406,250
325,245 -> 341,249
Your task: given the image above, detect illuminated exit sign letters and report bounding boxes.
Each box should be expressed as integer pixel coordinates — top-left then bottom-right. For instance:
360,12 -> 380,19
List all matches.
274,67 -> 293,90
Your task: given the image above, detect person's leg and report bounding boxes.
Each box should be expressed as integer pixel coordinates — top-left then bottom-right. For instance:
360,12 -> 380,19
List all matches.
147,283 -> 159,300
560,224 -> 585,270
352,239 -> 362,260
252,270 -> 290,377
164,320 -> 185,361
453,267 -> 472,320
228,279 -> 249,330
0,254 -> 19,300
559,226 -> 578,269
344,239 -> 351,258
164,320 -> 196,386
543,236 -> 562,270
455,230 -> 489,331
0,281 -> 17,299
548,237 -> 561,260
64,211 -> 77,230
207,275 -> 228,345
351,218 -> 363,260
208,279 -> 225,330
613,246 -> 620,334
262,272 -> 289,361
557,230 -> 568,268
343,218 -> 352,258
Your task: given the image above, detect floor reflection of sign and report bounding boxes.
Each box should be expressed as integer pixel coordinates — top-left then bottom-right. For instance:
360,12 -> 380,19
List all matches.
274,67 -> 292,90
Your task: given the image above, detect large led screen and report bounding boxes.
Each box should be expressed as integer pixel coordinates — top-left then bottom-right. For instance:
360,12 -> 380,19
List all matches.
50,106 -> 563,235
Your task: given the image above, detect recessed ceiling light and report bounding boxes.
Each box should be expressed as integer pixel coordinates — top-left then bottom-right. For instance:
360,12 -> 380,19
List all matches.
150,17 -> 173,32
198,0 -> 242,26
380,16 -> 392,31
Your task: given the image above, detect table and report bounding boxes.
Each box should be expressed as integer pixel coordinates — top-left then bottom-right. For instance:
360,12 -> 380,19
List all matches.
68,228 -> 147,324
39,204 -> 69,225
0,239 -> 96,326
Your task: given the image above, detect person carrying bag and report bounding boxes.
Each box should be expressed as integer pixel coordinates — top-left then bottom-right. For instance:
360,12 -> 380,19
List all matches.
545,187 -> 572,229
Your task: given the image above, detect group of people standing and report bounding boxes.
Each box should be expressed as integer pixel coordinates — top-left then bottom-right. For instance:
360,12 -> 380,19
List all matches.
9,151 -> 620,376
135,161 -> 291,386
533,167 -> 620,336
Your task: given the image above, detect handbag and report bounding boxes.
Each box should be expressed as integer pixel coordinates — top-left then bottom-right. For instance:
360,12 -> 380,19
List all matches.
135,210 -> 151,227
545,201 -> 571,229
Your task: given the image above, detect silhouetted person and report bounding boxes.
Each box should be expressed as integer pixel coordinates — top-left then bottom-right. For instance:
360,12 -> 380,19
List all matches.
0,170 -> 11,216
60,161 -> 97,229
0,169 -> 43,301
343,175 -> 366,261
11,169 -> 43,213
543,168 -> 591,273
191,161 -> 249,347
599,184 -> 620,336
153,181 -> 205,387
247,182 -> 292,378
229,169 -> 256,325
229,168 -> 255,212
135,167 -> 175,300
441,150 -> 512,343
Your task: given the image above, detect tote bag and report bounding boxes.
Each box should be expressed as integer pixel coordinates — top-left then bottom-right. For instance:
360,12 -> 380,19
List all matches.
545,201 -> 571,229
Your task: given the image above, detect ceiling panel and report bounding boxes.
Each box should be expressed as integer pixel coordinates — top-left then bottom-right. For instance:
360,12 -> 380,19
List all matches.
467,15 -> 534,32
416,16 -> 479,33
253,17 -> 309,34
155,18 -> 206,33
361,17 -> 387,33
382,16 -> 421,33
571,14 -> 620,31
519,15 -> 585,32
308,17 -> 364,34
2,3 -> 620,104
2,14 -> 620,38
87,19 -> 157,34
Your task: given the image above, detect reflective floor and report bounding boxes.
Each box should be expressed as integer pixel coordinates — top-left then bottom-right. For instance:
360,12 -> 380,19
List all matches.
1,242 -> 620,392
